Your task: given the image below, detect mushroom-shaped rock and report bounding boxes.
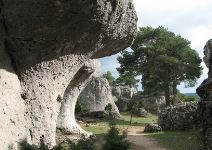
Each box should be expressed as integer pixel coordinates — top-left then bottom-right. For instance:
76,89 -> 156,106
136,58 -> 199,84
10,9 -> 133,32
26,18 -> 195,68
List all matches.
0,0 -> 137,148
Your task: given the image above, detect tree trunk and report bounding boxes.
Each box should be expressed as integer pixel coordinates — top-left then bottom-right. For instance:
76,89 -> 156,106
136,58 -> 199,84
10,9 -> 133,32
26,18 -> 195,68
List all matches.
130,112 -> 133,125
164,81 -> 171,106
172,81 -> 177,105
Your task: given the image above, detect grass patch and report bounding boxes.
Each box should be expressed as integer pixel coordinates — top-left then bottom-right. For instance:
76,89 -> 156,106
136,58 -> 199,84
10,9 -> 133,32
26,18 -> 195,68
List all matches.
82,113 -> 202,150
83,112 -> 158,135
145,129 -> 203,150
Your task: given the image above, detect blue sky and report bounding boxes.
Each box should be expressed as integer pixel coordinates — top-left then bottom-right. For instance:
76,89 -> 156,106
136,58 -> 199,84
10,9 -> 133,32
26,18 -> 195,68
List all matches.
100,0 -> 212,93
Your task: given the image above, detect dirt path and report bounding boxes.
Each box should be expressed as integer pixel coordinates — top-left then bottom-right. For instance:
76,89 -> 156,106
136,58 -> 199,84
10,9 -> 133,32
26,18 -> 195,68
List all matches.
127,126 -> 167,150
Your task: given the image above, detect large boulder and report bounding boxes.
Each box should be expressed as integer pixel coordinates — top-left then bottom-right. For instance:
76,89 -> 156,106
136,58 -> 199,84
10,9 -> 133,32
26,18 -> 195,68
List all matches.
196,39 -> 212,150
112,86 -> 137,111
133,108 -> 148,117
158,102 -> 198,130
144,124 -> 162,133
79,77 -> 120,118
142,96 -> 166,114
132,94 -> 166,114
0,0 -> 137,148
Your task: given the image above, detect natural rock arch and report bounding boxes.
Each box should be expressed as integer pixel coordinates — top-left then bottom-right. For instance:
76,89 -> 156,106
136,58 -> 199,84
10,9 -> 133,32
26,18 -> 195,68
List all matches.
57,59 -> 98,137
0,0 -> 137,148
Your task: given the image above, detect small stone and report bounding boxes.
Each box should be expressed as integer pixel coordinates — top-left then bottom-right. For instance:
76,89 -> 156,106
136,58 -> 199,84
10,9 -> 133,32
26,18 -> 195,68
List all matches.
144,124 -> 162,133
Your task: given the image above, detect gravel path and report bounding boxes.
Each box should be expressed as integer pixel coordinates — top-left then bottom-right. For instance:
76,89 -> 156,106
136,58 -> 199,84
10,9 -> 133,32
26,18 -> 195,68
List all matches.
127,126 -> 167,150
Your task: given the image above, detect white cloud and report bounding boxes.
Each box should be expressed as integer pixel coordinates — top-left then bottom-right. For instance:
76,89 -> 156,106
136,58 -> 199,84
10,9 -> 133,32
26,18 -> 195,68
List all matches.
187,23 -> 212,52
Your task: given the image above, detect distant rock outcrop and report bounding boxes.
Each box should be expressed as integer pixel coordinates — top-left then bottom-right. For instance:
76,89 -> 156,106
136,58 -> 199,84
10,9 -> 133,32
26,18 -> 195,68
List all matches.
132,94 -> 166,114
0,0 -> 137,148
79,77 -> 120,118
158,102 -> 198,130
196,39 -> 212,150
112,86 -> 137,111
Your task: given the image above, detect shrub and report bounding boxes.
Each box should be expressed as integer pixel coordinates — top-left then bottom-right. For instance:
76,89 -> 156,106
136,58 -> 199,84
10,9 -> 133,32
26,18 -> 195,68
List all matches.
75,100 -> 89,116
69,138 -> 96,150
19,138 -> 95,150
179,94 -> 199,102
103,122 -> 131,150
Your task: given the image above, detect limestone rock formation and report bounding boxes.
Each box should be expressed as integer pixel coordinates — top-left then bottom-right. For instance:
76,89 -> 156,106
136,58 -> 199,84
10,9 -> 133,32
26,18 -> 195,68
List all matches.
57,59 -> 98,137
112,85 -> 137,111
158,102 -> 198,130
133,107 -> 148,117
79,77 -> 120,118
144,124 -> 162,133
0,0 -> 137,148
131,94 -> 166,114
196,39 -> 212,150
142,96 -> 166,114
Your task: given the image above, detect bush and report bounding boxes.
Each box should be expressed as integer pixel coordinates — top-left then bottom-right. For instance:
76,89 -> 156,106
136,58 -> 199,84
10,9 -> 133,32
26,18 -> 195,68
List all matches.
19,138 -> 95,150
103,122 -> 131,150
69,138 -> 96,150
19,139 -> 63,150
75,100 -> 89,116
179,94 -> 199,102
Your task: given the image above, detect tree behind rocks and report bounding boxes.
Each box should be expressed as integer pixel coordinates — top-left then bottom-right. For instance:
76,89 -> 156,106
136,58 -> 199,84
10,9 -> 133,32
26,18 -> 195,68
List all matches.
117,26 -> 202,106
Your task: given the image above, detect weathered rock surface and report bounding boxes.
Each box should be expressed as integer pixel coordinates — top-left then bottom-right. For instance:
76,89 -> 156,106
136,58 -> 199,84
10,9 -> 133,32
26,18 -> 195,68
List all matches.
158,102 -> 198,130
0,24 -> 29,150
112,86 -> 137,111
57,59 -> 98,137
142,96 -> 166,114
196,39 -> 212,150
79,77 -> 120,118
132,94 -> 166,114
0,0 -> 137,148
133,108 -> 148,117
144,124 -> 162,133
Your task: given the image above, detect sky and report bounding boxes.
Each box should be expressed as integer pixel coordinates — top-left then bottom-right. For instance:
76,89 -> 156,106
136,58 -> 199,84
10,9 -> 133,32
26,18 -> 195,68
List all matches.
100,0 -> 212,93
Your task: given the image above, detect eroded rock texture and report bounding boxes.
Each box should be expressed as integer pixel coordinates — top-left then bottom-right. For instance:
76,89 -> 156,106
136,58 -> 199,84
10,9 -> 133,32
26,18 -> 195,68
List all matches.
132,95 -> 166,114
158,102 -> 198,130
0,0 -> 137,148
79,77 -> 120,118
197,39 -> 212,150
57,59 -> 98,137
112,86 -> 137,111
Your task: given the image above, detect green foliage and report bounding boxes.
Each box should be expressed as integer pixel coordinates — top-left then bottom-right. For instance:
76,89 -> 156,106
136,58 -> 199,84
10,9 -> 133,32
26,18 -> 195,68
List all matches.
102,122 -> 131,150
105,104 -> 112,112
57,95 -> 63,103
102,71 -> 115,86
117,26 -> 203,105
105,103 -> 113,120
146,130 -> 203,150
114,71 -> 139,88
179,93 -> 199,102
75,100 -> 89,116
19,140 -> 63,150
19,138 -> 95,150
69,138 -> 96,150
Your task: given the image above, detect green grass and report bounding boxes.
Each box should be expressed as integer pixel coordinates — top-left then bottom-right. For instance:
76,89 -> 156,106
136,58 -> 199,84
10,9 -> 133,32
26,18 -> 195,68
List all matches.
82,113 -> 202,150
84,112 -> 158,135
145,130 -> 203,150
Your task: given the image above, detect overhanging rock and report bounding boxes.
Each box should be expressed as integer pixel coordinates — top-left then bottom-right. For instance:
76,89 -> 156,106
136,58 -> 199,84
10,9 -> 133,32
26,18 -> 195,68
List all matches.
0,0 -> 137,148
